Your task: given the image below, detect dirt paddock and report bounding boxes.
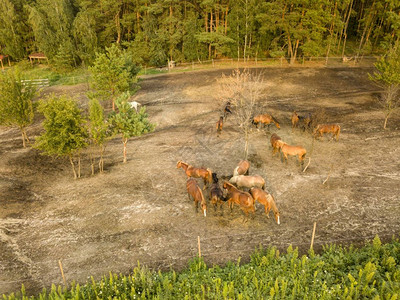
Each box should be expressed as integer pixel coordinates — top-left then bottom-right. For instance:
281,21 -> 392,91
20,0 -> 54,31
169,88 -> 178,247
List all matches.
1,67 -> 400,295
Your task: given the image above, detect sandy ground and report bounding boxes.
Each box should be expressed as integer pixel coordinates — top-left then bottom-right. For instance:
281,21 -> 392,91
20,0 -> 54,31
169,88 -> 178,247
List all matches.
1,67 -> 400,295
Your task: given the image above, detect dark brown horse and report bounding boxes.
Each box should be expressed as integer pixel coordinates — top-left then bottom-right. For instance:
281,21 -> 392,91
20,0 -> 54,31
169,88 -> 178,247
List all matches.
313,124 -> 341,141
253,113 -> 280,129
177,161 -> 212,189
291,111 -> 312,131
250,188 -> 280,224
186,178 -> 207,217
233,160 -> 250,176
270,133 -> 282,156
210,173 -> 225,212
223,101 -> 232,120
223,181 -> 255,218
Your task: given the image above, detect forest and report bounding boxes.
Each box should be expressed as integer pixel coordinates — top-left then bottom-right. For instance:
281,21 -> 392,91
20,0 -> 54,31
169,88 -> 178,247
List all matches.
1,0 -> 399,68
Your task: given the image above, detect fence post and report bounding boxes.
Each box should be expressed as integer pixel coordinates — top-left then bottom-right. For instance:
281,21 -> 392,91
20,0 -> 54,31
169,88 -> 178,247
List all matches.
198,236 -> 201,257
58,260 -> 67,287
310,222 -> 317,251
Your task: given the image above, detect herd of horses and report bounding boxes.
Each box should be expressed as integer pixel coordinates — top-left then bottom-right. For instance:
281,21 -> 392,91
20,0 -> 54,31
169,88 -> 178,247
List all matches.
178,102 -> 342,223
177,160 -> 280,224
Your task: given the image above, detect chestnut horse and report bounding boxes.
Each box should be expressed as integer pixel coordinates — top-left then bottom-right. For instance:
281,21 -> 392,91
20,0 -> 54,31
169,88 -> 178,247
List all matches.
291,111 -> 312,131
229,175 -> 265,190
233,160 -> 250,176
223,181 -> 255,218
253,114 -> 280,129
216,116 -> 224,133
270,133 -> 283,156
276,140 -> 307,166
186,178 -> 207,217
313,124 -> 341,141
177,161 -> 212,189
250,188 -> 280,224
210,173 -> 225,212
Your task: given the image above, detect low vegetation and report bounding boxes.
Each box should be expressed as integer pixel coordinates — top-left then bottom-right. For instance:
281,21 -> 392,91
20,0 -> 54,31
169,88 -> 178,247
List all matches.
3,236 -> 399,299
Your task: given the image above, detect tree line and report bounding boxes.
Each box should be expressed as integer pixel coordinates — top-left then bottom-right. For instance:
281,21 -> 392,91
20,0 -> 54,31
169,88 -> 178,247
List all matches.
0,0 -> 399,68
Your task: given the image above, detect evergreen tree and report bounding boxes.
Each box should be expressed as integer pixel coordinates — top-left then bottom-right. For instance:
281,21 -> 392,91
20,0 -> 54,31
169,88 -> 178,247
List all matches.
369,43 -> 400,129
108,92 -> 155,163
0,69 -> 36,147
89,44 -> 140,111
34,95 -> 88,179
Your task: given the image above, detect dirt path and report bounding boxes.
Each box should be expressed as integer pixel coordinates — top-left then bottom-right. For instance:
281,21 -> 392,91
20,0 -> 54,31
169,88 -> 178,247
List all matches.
1,67 -> 399,295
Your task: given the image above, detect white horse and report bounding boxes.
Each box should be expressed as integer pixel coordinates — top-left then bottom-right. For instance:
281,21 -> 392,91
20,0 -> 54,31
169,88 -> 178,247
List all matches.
128,101 -> 141,111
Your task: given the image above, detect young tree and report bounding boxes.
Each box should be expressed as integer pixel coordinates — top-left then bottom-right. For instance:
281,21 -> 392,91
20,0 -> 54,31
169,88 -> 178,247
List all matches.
34,95 -> 88,179
0,70 -> 36,147
369,44 -> 400,129
88,97 -> 109,174
89,44 -> 140,111
108,92 -> 154,163
217,69 -> 264,159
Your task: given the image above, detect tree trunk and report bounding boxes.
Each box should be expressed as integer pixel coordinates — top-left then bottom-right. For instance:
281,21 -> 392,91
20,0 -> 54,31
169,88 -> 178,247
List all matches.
69,155 -> 77,179
78,154 -> 81,178
384,111 -> 391,129
99,146 -> 104,173
244,129 -> 249,159
90,153 -> 95,176
21,131 -> 26,148
123,138 -> 128,163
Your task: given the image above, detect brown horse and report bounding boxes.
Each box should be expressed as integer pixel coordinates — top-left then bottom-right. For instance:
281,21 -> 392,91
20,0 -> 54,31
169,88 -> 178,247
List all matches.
223,101 -> 232,120
186,178 -> 207,217
270,133 -> 283,156
277,140 -> 307,166
177,161 -> 212,189
253,114 -> 280,129
233,160 -> 250,176
229,175 -> 265,190
313,124 -> 341,141
210,173 -> 225,212
223,181 -> 255,218
292,111 -> 312,131
216,116 -> 224,133
250,188 -> 280,224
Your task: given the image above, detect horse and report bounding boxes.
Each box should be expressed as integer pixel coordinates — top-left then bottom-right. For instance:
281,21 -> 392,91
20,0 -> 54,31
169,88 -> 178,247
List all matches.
223,101 -> 232,120
233,160 -> 250,176
250,188 -> 280,225
270,133 -> 283,156
210,173 -> 226,212
186,178 -> 207,217
223,181 -> 255,218
253,114 -> 280,129
128,101 -> 141,112
177,161 -> 212,189
216,116 -> 224,133
229,175 -> 265,190
291,111 -> 312,131
276,140 -> 306,166
313,124 -> 341,141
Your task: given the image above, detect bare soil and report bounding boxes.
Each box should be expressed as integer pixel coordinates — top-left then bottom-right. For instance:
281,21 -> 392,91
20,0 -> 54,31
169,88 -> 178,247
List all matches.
1,67 -> 400,295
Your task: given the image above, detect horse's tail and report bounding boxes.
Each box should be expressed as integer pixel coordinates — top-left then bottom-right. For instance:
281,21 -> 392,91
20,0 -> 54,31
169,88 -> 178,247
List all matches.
207,169 -> 213,183
336,125 -> 341,140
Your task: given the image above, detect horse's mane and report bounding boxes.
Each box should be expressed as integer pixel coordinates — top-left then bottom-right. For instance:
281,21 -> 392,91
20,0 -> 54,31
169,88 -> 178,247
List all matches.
271,115 -> 279,124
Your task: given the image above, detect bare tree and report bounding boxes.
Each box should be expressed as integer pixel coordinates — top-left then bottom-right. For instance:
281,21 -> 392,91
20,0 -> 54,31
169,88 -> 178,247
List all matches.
217,69 -> 264,159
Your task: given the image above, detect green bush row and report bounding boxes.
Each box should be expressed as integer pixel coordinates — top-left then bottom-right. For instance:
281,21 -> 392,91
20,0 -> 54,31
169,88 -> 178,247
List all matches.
3,235 -> 400,299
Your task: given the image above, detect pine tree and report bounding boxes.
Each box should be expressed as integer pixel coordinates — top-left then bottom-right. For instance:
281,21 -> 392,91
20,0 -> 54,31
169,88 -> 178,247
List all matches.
108,92 -> 155,163
89,44 -> 140,111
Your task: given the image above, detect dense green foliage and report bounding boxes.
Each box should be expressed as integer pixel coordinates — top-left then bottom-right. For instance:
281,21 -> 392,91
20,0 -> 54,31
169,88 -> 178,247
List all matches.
3,236 -> 400,299
369,43 -> 400,129
1,0 -> 399,67
108,92 -> 155,163
0,69 -> 36,147
34,95 -> 88,178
